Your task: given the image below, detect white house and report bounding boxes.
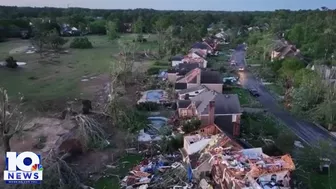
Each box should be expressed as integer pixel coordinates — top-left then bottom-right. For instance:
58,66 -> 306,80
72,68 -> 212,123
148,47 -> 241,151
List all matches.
171,55 -> 184,67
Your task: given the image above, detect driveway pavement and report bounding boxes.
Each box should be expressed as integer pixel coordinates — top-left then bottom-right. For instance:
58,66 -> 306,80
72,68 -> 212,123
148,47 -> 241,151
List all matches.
231,45 -> 336,147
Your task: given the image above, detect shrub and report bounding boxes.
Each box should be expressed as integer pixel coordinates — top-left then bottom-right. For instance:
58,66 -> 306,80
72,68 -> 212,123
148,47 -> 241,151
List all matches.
153,61 -> 168,66
146,67 -> 162,75
182,118 -> 201,133
5,56 -> 18,68
70,37 -> 93,49
136,102 -> 160,111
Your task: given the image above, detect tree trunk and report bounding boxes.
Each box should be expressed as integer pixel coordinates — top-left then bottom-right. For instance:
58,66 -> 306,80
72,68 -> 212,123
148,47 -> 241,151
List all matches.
328,123 -> 333,131
3,135 -> 11,152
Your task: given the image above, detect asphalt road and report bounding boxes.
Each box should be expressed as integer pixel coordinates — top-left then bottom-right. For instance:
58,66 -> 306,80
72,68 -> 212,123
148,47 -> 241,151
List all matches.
231,45 -> 336,147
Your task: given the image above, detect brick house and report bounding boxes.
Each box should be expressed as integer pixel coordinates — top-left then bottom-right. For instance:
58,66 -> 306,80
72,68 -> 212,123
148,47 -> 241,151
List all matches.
167,63 -> 200,83
174,68 -> 223,93
177,91 -> 242,137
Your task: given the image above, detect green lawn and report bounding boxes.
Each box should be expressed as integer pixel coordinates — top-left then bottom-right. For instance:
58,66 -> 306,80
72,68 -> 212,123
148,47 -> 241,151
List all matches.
94,154 -> 143,189
224,87 -> 250,105
224,87 -> 262,107
0,34 -> 158,104
265,83 -> 285,96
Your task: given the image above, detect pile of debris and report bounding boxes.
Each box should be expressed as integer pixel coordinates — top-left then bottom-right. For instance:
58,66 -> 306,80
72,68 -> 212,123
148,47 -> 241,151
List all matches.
121,154 -> 192,189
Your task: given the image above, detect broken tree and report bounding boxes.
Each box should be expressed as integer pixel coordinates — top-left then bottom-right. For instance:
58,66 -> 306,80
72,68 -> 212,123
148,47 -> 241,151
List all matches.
0,88 -> 25,152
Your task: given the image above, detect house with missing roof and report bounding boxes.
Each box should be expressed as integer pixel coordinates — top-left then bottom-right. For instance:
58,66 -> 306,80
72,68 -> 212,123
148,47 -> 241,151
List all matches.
177,85 -> 210,100
202,38 -> 220,55
180,123 -> 295,187
211,147 -> 295,189
177,90 -> 242,137
174,68 -> 223,93
191,42 -> 212,56
181,126 -> 243,180
167,63 -> 200,83
271,40 -> 303,62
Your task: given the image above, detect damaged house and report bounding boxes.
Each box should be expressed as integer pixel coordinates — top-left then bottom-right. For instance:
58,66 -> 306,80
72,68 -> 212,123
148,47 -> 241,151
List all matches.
271,40 -> 303,62
191,42 -> 215,56
211,147 -> 295,189
174,68 -> 223,93
180,126 -> 295,188
177,85 -> 210,100
167,63 -> 200,83
202,38 -> 220,55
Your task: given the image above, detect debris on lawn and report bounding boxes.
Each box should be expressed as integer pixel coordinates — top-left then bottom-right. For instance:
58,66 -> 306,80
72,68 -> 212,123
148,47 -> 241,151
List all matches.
120,154 -> 191,189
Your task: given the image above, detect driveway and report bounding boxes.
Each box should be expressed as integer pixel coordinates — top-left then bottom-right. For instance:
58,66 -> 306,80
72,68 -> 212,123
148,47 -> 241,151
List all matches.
231,46 -> 336,147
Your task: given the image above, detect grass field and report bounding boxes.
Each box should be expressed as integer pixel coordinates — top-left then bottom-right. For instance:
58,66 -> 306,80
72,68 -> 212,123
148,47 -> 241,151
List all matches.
0,34 -> 158,105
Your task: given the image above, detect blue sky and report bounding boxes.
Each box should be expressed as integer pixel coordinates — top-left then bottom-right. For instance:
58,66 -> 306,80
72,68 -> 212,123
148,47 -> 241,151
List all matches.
1,0 -> 336,11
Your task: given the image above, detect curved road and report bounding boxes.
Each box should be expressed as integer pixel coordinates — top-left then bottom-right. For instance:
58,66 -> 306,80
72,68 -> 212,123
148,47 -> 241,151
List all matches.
232,45 -> 336,147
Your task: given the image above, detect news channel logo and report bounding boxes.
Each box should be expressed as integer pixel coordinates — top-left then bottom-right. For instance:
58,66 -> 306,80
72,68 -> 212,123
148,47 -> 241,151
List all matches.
4,152 -> 43,184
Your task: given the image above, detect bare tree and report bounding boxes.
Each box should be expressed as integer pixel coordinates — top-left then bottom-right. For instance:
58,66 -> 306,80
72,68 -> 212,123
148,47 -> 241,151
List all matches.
0,88 -> 24,152
116,39 -> 139,85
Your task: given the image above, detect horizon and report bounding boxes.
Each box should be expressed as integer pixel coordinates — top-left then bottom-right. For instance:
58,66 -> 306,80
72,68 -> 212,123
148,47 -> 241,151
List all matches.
1,0 -> 336,11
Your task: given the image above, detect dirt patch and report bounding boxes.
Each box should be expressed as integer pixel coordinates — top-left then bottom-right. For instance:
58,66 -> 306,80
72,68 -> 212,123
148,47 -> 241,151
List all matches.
80,74 -> 110,110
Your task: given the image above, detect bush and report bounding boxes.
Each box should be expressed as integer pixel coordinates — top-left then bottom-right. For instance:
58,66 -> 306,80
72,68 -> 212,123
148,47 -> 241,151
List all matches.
136,102 -> 160,111
5,56 -> 18,68
153,61 -> 168,66
182,118 -> 201,133
70,37 -> 93,49
146,67 -> 162,75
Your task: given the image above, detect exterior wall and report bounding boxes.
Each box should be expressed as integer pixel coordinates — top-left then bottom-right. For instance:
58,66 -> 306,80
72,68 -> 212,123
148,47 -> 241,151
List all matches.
200,115 -> 210,126
204,84 -> 223,93
271,51 -> 280,62
193,124 -> 221,135
178,108 -> 195,118
203,60 -> 208,68
172,60 -> 183,67
167,73 -> 177,83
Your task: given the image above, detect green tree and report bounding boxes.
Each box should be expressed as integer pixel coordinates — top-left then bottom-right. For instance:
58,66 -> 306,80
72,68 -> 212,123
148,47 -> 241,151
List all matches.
279,58 -> 305,88
106,21 -> 119,40
89,20 -> 106,34
133,17 -> 144,33
293,68 -> 318,87
287,24 -> 305,47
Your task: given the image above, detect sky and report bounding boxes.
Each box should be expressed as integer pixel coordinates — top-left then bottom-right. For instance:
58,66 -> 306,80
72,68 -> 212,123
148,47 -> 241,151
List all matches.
1,0 -> 336,11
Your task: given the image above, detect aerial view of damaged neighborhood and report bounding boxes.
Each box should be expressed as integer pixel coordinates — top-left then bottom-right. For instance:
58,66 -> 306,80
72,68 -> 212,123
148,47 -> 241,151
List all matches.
0,0 -> 336,188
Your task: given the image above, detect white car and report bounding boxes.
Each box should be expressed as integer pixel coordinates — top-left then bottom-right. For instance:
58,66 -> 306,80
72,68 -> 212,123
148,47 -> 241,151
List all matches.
230,60 -> 236,65
238,67 -> 245,71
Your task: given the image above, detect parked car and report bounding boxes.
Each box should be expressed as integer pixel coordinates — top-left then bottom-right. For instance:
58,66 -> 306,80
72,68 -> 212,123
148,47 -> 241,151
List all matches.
238,67 -> 245,71
248,88 -> 260,97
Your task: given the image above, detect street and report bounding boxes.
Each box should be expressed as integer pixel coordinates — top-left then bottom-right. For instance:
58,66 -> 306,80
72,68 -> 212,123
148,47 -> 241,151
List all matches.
231,45 -> 336,147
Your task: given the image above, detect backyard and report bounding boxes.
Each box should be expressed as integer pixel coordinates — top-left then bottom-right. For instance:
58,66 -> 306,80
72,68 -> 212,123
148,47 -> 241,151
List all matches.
0,34 -> 158,107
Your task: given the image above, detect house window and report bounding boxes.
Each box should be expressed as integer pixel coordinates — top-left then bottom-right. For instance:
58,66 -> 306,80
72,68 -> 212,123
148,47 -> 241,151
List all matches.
182,110 -> 188,117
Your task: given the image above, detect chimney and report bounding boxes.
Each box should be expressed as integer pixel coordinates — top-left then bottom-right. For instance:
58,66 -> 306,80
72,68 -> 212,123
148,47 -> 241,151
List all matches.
196,69 -> 201,85
208,100 -> 215,125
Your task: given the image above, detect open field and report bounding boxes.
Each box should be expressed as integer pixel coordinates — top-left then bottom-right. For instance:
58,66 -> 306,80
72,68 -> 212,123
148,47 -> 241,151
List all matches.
0,34 -> 158,108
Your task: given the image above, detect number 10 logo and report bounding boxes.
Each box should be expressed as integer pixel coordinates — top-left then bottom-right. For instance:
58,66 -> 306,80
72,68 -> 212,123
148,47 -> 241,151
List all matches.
4,152 -> 43,184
